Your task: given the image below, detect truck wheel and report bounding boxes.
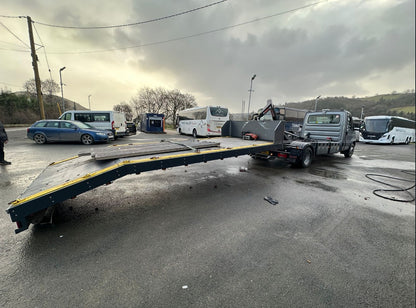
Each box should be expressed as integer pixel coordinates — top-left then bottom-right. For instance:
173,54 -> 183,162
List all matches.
192,129 -> 197,138
297,147 -> 313,168
34,133 -> 46,144
343,142 -> 355,158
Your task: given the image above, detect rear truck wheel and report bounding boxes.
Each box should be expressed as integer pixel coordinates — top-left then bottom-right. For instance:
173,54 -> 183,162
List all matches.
405,137 -> 410,145
81,134 -> 94,145
192,129 -> 197,138
390,137 -> 395,144
34,133 -> 46,144
342,142 -> 355,158
296,147 -> 313,168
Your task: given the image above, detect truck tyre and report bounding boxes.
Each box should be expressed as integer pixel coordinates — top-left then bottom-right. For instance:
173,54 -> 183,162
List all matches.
297,147 -> 313,168
192,129 -> 197,138
34,133 -> 46,144
343,142 -> 355,158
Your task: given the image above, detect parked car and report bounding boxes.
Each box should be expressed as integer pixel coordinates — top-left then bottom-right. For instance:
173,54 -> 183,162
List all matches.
27,120 -> 114,145
126,121 -> 137,135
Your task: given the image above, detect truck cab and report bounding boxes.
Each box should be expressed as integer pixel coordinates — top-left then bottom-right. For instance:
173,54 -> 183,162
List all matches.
301,110 -> 356,156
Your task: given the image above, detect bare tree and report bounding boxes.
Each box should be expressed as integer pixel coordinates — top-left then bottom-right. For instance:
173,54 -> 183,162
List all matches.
113,102 -> 133,120
23,79 -> 37,95
129,87 -> 196,124
23,78 -> 59,99
42,79 -> 60,97
164,90 -> 196,124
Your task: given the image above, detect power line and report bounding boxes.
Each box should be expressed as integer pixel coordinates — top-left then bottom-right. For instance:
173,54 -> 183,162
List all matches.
48,0 -> 328,55
0,20 -> 30,49
33,23 -> 53,80
0,39 -> 28,47
33,0 -> 229,29
0,15 -> 23,19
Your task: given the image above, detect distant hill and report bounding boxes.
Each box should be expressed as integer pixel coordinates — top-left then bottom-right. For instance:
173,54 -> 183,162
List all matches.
1,91 -> 415,124
283,92 -> 415,120
0,91 -> 88,124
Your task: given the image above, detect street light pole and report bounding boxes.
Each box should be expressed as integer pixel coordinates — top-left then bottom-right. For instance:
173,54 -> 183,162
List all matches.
59,67 -> 66,113
247,74 -> 256,120
314,95 -> 321,111
88,95 -> 92,110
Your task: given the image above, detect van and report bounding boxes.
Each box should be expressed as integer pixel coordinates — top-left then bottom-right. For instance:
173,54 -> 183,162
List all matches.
59,110 -> 127,138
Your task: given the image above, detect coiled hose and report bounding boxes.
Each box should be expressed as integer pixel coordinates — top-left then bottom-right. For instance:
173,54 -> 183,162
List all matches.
365,170 -> 415,203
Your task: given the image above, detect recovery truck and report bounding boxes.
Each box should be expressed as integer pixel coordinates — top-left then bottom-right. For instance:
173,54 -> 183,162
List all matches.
5,109 -> 355,233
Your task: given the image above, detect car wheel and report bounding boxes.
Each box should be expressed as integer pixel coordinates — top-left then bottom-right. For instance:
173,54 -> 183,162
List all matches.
34,133 -> 46,144
81,134 -> 94,145
192,129 -> 197,138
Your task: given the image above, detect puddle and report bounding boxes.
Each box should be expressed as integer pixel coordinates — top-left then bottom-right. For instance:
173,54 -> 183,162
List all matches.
309,167 -> 347,180
295,179 -> 338,192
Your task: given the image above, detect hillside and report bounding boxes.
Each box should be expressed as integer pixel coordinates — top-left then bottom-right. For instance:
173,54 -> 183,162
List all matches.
0,91 -> 87,124
0,91 -> 414,124
283,93 -> 415,120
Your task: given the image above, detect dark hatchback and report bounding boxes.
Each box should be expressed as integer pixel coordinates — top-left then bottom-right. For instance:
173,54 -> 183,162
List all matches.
27,120 -> 113,145
126,121 -> 137,135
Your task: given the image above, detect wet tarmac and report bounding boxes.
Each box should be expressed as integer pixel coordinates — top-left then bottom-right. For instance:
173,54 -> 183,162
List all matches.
1,128 -> 415,307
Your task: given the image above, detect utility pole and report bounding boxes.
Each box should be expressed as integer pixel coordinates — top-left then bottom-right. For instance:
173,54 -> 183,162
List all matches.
27,16 -> 45,119
59,67 -> 66,113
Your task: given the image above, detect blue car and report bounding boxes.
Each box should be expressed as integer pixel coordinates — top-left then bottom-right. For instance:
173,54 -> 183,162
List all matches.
27,120 -> 114,145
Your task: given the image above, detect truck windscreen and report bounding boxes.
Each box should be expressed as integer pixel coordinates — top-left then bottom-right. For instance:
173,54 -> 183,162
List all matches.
307,114 -> 340,124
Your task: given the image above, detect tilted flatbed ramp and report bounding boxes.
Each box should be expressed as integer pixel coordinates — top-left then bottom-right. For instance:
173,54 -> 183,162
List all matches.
6,120 -> 285,233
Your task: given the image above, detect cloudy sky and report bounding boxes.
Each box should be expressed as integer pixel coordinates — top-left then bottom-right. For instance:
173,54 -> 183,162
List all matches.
0,0 -> 414,113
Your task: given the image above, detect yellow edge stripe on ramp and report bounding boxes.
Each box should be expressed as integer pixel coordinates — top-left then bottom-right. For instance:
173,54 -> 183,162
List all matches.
9,142 -> 273,207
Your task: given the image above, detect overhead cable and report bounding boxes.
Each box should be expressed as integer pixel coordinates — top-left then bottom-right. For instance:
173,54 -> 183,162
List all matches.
33,0 -> 229,29
0,20 -> 30,49
47,0 -> 327,55
33,23 -> 53,80
0,15 -> 23,19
